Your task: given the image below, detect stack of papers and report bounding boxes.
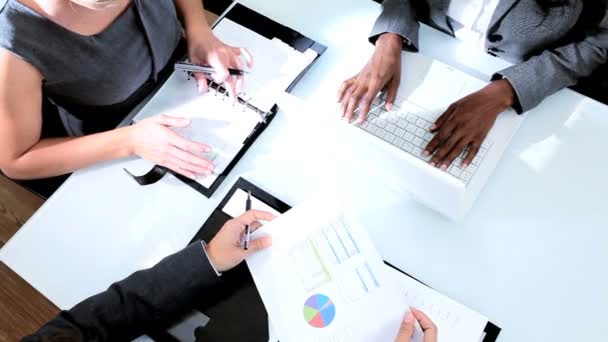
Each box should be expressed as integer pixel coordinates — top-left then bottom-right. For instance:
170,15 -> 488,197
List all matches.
249,201 -> 492,342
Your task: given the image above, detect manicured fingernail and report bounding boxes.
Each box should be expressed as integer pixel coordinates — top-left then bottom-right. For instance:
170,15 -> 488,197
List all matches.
462,162 -> 469,167
441,164 -> 448,170
404,311 -> 414,323
386,103 -> 393,111
430,162 -> 436,167
423,150 -> 429,156
430,124 -> 437,130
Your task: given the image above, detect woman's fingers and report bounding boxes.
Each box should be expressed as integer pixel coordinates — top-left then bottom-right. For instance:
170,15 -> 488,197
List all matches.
239,47 -> 254,69
194,73 -> 209,94
157,114 -> 191,128
164,161 -> 196,179
169,130 -> 212,154
166,154 -> 209,176
168,146 -> 214,173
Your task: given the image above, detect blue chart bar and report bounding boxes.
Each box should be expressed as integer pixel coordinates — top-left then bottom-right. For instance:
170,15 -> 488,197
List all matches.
322,229 -> 341,264
365,262 -> 379,287
342,220 -> 360,254
356,267 -> 369,293
323,225 -> 349,263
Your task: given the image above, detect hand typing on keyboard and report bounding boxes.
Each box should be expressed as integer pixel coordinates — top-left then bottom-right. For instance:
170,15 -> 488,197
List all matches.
355,94 -> 494,184
423,79 -> 516,170
337,33 -> 403,124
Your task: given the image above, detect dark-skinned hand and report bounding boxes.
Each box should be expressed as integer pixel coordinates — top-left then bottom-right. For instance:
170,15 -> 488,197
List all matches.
337,33 -> 403,124
423,79 -> 516,170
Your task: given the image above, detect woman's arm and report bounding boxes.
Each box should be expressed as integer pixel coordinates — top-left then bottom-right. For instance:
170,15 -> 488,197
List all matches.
495,8 -> 608,112
0,50 -> 132,179
172,0 -> 213,42
0,50 -> 214,180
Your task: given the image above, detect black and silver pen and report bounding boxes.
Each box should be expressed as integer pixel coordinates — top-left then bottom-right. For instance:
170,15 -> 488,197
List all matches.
175,61 -> 247,76
244,191 -> 252,250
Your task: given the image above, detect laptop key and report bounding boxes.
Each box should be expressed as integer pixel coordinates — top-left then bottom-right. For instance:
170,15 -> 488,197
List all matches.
403,132 -> 415,142
413,137 -> 425,147
406,123 -> 417,133
402,142 -> 414,152
415,127 -> 426,138
393,137 -> 405,148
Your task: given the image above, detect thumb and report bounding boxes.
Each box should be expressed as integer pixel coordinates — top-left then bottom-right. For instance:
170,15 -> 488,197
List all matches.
246,236 -> 272,254
394,311 -> 415,342
157,115 -> 191,128
385,74 -> 400,111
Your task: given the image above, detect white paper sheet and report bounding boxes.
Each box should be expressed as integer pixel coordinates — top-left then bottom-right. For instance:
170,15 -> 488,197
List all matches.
213,19 -> 318,113
222,188 -> 282,218
246,200 -> 407,342
387,267 -> 489,342
268,320 -> 279,342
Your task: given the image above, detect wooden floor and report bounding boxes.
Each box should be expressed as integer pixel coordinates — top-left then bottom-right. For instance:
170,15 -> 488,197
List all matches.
0,176 -> 59,341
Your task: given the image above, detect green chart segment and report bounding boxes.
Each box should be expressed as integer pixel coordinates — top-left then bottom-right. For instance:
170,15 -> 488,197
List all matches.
303,294 -> 336,328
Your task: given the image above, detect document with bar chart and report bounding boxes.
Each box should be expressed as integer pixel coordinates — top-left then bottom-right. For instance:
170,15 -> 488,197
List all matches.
246,200 -> 408,342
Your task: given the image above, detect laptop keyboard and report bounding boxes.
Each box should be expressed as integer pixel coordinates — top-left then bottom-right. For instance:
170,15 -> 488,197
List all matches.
355,95 -> 493,184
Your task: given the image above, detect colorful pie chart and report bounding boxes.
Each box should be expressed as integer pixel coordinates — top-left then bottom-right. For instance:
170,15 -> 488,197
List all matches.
303,294 -> 336,328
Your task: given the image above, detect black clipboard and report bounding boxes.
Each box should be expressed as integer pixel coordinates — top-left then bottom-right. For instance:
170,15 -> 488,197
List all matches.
186,178 -> 290,342
170,177 -> 500,341
128,4 -> 327,198
384,261 -> 502,342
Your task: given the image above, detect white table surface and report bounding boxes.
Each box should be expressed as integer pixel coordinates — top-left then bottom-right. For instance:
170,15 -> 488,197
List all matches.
2,1 -> 607,341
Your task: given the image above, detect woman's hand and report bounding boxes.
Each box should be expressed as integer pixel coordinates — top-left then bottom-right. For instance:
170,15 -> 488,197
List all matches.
423,79 -> 516,169
206,210 -> 276,272
394,308 -> 437,342
338,33 -> 403,124
128,115 -> 215,179
187,33 -> 253,97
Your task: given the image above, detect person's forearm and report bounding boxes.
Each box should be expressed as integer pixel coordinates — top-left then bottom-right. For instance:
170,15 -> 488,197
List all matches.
173,0 -> 213,41
24,242 -> 221,342
4,127 -> 133,180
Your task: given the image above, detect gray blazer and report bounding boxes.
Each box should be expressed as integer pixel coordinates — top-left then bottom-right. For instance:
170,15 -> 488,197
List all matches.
370,0 -> 608,112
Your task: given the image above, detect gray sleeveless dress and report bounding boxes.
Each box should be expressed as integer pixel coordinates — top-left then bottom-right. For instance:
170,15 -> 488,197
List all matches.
0,0 -> 183,136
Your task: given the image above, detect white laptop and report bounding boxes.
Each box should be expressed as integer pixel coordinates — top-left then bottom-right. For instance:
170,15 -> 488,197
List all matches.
344,52 -> 525,221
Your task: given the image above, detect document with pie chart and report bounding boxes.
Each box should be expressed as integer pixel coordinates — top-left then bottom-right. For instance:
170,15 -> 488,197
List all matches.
247,199 -> 408,342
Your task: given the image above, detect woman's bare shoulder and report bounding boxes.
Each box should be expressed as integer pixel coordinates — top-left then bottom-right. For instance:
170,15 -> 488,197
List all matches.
0,48 -> 43,87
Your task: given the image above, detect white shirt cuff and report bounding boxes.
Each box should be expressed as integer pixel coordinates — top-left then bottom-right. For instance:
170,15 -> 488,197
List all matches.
201,241 -> 221,277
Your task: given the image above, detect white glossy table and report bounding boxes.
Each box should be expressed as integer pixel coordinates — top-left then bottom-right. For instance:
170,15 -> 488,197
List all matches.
2,1 -> 607,341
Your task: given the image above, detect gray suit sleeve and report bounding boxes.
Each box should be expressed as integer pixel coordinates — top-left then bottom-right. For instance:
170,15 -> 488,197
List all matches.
494,15 -> 608,113
23,241 -> 220,342
369,0 -> 420,51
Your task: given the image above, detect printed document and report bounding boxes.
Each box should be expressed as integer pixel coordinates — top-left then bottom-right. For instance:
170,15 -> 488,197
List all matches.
246,200 -> 407,342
